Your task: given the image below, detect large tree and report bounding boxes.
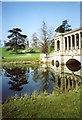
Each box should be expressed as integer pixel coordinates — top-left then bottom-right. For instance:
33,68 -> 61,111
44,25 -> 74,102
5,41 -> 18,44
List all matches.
55,20 -> 72,33
40,21 -> 52,55
31,32 -> 39,48
41,21 -> 48,54
5,28 -> 27,54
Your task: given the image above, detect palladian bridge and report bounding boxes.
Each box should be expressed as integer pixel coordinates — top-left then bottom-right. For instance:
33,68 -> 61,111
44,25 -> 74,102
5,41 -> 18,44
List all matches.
40,26 -> 82,66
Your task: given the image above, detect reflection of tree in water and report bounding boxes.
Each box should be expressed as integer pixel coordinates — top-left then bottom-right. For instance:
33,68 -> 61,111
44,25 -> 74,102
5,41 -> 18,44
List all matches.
31,67 -> 39,82
5,67 -> 29,91
31,66 -> 55,92
40,69 -> 55,92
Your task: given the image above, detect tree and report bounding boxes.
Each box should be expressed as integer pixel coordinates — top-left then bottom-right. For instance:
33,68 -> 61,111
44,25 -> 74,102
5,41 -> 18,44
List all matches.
40,21 -> 51,55
31,32 -> 39,48
41,21 -> 48,54
55,20 -> 72,33
5,28 -> 27,54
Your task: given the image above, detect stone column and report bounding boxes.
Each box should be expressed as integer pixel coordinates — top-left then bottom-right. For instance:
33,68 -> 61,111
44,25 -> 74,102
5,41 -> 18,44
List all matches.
64,37 -> 65,50
60,35 -> 64,52
67,36 -> 69,50
60,39 -> 61,51
79,33 -> 81,49
75,34 -> 77,49
71,35 -> 73,50
55,40 -> 57,51
54,38 -> 55,52
65,37 -> 67,50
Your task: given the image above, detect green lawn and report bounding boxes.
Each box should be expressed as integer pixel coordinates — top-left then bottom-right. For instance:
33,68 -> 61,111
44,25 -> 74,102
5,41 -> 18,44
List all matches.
1,47 -> 41,61
2,47 -> 26,57
2,53 -> 40,62
2,90 -> 80,119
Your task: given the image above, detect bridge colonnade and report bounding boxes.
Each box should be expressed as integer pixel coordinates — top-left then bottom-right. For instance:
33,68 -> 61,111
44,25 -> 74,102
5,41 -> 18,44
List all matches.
63,32 -> 81,51
54,28 -> 82,53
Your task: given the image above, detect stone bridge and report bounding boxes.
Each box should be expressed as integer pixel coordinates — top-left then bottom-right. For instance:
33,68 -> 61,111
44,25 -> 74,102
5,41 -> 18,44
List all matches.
40,27 -> 82,66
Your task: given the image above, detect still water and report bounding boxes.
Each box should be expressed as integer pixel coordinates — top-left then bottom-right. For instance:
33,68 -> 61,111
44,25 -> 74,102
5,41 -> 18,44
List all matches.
1,64 -> 82,102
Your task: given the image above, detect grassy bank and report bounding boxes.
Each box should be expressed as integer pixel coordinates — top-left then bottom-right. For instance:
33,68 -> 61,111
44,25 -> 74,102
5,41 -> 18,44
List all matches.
0,101 -> 2,120
2,64 -> 40,69
2,90 -> 80,119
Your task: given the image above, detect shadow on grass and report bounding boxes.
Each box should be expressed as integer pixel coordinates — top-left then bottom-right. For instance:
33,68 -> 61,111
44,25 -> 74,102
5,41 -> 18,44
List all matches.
26,52 -> 41,53
10,52 -> 26,54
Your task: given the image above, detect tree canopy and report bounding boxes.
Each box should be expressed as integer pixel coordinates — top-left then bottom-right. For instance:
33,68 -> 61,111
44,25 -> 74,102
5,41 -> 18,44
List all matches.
55,20 -> 72,33
5,28 -> 27,54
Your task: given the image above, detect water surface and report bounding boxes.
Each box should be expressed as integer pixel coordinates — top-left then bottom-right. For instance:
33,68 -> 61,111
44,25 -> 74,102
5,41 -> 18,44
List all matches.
1,64 -> 82,102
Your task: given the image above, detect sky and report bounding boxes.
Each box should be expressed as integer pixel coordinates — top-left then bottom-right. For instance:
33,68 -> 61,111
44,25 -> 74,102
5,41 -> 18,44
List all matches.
1,1 -> 80,46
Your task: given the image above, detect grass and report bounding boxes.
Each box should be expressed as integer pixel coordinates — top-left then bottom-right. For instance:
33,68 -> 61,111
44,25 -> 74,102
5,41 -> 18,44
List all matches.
2,47 -> 27,57
2,47 -> 41,57
1,47 -> 41,62
2,89 -> 80,119
0,101 -> 2,120
25,47 -> 42,53
2,53 -> 40,62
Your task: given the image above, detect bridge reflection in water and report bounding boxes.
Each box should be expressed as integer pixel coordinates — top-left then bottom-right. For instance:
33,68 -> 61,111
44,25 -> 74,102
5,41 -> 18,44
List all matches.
41,63 -> 82,93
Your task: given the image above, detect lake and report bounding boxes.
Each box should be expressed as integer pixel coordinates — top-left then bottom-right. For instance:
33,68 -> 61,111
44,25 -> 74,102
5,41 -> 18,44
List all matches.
1,63 -> 82,102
